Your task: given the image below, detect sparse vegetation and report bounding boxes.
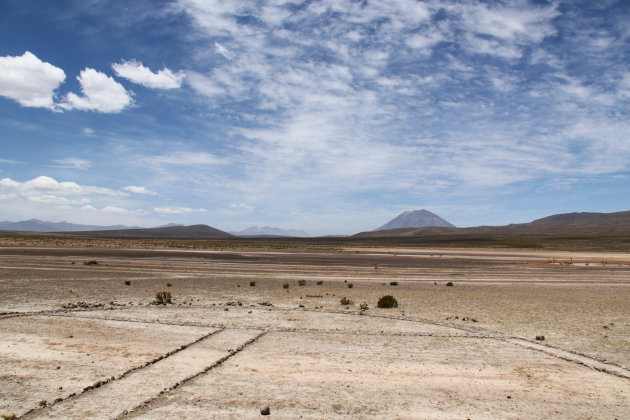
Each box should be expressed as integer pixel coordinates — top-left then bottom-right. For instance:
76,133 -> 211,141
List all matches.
250,281 -> 256,287
83,260 -> 98,265
359,303 -> 369,311
316,280 -> 323,285
166,282 -> 173,287
347,283 -> 353,288
377,295 -> 398,308
2,413 -> 17,420
38,400 -> 47,407
298,280 -> 306,286
340,297 -> 352,305
124,280 -> 131,286
446,281 -> 454,287
389,281 -> 398,286
154,291 -> 172,305
282,283 -> 289,289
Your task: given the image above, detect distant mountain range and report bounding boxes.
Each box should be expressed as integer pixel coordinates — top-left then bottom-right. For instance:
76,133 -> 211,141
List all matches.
230,226 -> 310,237
68,224 -> 234,239
355,210 -> 630,238
376,209 -> 454,230
0,219 -> 143,232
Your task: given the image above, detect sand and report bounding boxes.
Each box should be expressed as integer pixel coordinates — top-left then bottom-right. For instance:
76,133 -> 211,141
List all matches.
0,245 -> 628,419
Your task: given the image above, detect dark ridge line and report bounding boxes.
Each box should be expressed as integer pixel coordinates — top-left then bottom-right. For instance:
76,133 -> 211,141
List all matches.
17,304 -> 630,386
115,330 -> 268,419
0,305 -> 128,320
19,328 -> 225,419
51,312 -> 489,338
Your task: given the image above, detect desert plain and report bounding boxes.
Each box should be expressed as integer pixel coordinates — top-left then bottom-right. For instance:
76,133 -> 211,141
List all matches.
0,239 -> 629,419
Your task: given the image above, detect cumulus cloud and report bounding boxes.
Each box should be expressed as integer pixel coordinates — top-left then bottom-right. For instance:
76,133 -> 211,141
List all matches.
154,206 -> 208,214
61,68 -> 133,113
123,185 -> 158,195
112,59 -> 184,89
0,176 -> 129,208
214,42 -> 234,59
53,157 -> 91,170
0,51 -> 66,109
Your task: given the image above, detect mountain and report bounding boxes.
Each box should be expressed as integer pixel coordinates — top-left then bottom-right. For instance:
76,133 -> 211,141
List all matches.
0,219 -> 141,232
67,224 -> 235,239
231,226 -> 310,237
376,209 -> 455,230
355,209 -> 630,239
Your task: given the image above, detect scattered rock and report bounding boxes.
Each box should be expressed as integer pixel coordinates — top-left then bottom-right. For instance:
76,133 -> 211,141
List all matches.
260,404 -> 270,416
535,335 -> 545,341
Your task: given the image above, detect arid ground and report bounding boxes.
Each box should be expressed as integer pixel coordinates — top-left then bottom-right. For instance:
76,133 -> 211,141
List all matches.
1,243 -> 629,419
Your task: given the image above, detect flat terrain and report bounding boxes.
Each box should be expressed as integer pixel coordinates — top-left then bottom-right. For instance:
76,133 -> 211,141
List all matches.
1,244 -> 629,419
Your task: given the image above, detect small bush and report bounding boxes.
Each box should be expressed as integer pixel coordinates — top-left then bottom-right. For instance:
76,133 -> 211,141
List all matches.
250,281 -> 256,287
38,401 -> 47,407
124,280 -> 131,286
166,282 -> 173,287
298,280 -> 306,286
340,297 -> 352,305
2,414 -> 17,420
84,260 -> 98,266
390,281 -> 398,286
359,303 -> 369,311
316,280 -> 323,285
446,281 -> 454,287
377,295 -> 398,309
155,291 -> 172,305
347,283 -> 353,288
282,283 -> 289,289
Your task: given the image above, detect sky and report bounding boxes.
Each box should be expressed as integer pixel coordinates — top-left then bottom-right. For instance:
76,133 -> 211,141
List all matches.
1,0 -> 629,236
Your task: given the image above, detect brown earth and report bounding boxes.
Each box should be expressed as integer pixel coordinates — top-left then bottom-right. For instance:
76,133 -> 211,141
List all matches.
0,244 -> 629,419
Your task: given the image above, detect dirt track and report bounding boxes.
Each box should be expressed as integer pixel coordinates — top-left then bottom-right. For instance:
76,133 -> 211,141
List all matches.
1,246 -> 629,418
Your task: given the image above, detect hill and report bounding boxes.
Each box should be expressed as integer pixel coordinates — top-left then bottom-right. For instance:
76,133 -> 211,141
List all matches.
231,226 -> 310,237
67,224 -> 234,239
376,209 -> 454,230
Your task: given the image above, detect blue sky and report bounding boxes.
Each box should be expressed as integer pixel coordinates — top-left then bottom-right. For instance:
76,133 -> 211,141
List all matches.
1,0 -> 629,235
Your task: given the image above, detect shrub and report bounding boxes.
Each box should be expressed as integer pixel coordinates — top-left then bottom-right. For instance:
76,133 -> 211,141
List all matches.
124,280 -> 131,286
282,283 -> 289,289
84,260 -> 98,265
340,297 -> 352,305
359,303 -> 368,311
316,280 -> 323,285
390,281 -> 398,286
38,401 -> 47,407
347,283 -> 353,288
446,281 -> 454,287
298,280 -> 306,286
250,281 -> 256,287
377,295 -> 398,309
2,414 -> 17,420
155,291 -> 172,305
166,282 -> 173,287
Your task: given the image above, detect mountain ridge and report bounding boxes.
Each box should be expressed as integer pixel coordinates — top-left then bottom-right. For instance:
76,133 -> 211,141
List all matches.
377,209 -> 455,230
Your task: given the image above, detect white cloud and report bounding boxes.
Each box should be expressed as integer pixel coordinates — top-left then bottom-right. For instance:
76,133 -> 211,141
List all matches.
214,42 -> 234,59
154,206 -> 208,214
230,203 -> 255,211
143,151 -> 224,166
61,68 -> 133,113
112,59 -> 184,89
0,176 -> 123,198
82,127 -> 95,135
123,185 -> 158,195
53,157 -> 91,170
0,51 -> 66,109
